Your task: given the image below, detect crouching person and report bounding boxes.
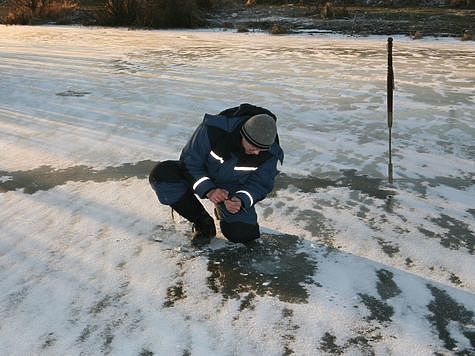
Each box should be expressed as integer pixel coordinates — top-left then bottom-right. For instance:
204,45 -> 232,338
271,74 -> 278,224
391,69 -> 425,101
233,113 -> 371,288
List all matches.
149,104 -> 284,246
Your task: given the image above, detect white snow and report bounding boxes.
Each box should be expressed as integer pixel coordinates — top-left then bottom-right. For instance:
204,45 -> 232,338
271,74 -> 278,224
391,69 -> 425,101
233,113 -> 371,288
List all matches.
0,25 -> 474,355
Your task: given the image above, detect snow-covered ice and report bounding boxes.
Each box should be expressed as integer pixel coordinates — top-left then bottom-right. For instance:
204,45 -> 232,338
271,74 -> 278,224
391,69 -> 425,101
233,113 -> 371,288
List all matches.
0,25 -> 474,355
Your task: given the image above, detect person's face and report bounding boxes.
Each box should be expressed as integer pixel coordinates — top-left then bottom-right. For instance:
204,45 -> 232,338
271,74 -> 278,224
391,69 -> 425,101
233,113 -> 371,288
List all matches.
241,137 -> 267,156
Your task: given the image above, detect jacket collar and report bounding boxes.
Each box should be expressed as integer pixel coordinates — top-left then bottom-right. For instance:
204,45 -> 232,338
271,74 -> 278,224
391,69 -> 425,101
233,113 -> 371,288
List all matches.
211,125 -> 272,167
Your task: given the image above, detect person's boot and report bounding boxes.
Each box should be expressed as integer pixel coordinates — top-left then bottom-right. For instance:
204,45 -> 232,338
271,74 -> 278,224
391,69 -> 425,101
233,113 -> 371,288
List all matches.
191,211 -> 216,247
171,190 -> 215,246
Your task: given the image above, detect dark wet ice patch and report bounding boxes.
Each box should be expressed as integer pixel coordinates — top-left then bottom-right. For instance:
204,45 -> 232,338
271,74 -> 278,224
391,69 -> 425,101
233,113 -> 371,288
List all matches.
163,281 -> 186,308
354,269 -> 402,325
139,349 -> 154,356
319,332 -> 344,355
274,169 -> 396,200
111,59 -> 142,74
278,307 -> 300,355
74,280 -> 138,354
376,239 -> 400,257
56,90 -> 91,97
295,209 -> 336,248
77,324 -> 98,343
388,173 -> 474,197
3,286 -> 30,317
276,169 -> 473,201
376,269 -> 401,300
426,284 -> 475,353
1,162 -> 397,198
419,214 -> 474,254
449,273 -> 463,286
89,282 -> 129,316
40,332 -> 57,349
207,233 -> 317,303
237,292 -> 256,312
2,159 -> 471,216
0,160 -> 158,194
319,330 -> 382,355
358,293 -> 394,323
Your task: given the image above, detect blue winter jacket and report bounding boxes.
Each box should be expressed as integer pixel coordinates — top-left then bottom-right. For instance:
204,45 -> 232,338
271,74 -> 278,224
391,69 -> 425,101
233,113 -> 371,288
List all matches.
179,112 -> 284,210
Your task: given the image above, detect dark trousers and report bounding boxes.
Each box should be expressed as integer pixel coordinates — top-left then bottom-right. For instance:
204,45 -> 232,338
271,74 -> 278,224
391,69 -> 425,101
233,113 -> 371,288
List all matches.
149,161 -> 260,243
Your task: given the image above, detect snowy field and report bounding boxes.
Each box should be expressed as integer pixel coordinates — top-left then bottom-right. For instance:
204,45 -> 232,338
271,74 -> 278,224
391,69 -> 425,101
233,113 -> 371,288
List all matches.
0,26 -> 474,355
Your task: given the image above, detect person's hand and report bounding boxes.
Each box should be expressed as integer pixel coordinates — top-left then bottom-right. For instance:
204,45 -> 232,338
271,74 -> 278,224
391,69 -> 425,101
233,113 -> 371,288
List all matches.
224,197 -> 242,214
206,188 -> 228,204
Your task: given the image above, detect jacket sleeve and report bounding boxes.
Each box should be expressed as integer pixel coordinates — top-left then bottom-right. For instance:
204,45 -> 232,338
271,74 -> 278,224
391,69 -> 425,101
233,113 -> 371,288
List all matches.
234,155 -> 279,209
179,123 -> 217,198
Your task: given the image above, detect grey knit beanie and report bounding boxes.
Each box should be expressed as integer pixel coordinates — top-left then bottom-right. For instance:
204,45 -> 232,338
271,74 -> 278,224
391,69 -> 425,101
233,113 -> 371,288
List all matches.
241,114 -> 277,149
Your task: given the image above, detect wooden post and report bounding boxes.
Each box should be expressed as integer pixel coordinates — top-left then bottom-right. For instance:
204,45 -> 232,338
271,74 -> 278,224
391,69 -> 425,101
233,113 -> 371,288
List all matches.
387,37 -> 394,184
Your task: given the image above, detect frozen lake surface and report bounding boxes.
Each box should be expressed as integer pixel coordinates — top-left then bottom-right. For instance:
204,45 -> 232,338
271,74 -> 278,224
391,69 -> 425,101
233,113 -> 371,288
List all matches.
0,26 -> 474,355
